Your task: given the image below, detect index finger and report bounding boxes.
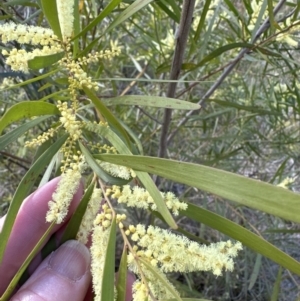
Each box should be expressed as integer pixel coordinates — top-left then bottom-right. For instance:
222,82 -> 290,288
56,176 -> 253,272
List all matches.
0,177 -> 83,295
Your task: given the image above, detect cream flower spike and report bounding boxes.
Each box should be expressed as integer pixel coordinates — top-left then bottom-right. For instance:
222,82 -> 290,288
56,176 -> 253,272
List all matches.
56,0 -> 74,40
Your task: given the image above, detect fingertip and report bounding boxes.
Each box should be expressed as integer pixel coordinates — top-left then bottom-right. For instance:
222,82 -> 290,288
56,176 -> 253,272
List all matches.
11,240 -> 91,301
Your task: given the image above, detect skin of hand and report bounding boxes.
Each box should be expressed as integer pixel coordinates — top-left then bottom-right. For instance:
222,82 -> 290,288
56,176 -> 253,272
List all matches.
0,178 -> 134,301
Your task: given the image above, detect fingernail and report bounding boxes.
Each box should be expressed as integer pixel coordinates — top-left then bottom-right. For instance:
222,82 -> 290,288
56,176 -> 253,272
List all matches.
48,240 -> 90,281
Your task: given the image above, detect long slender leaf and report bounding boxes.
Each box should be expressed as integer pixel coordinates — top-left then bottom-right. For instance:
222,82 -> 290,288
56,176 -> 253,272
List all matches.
271,267 -> 282,301
27,52 -> 64,70
72,0 -> 122,41
89,126 -> 177,229
0,101 -> 59,134
104,95 -> 200,110
248,254 -> 262,290
116,246 -> 128,301
0,69 -> 59,92
101,218 -> 116,301
40,0 -> 62,39
83,86 -> 131,149
138,257 -> 182,301
105,0 -> 154,34
73,0 -> 80,56
93,155 -> 300,224
0,115 -> 49,151
79,142 -> 129,185
154,0 -> 179,23
192,0 -> 212,46
183,204 -> 300,276
4,0 -> 39,7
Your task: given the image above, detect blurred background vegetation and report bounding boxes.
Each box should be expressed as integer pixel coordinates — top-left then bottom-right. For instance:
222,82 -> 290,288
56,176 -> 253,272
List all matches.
1,0 -> 300,300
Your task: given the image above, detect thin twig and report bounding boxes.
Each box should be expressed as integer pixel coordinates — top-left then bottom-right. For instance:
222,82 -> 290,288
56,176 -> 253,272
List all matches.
167,0 -> 287,144
120,62 -> 149,96
157,0 -> 196,159
136,106 -> 162,124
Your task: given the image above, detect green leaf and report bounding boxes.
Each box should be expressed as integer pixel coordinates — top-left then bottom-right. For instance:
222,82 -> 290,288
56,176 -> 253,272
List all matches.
90,127 -> 177,229
116,247 -> 128,301
105,0 -> 154,34
83,86 -> 131,149
0,101 -> 59,134
271,267 -> 282,301
72,0 -> 122,41
94,155 -> 300,224
119,120 -> 143,155
101,218 -> 116,301
182,203 -> 300,276
207,98 -> 280,115
4,0 -> 39,7
79,142 -> 129,185
250,0 -> 268,42
38,82 -> 53,92
192,0 -> 212,49
192,43 -> 256,70
137,171 -> 177,229
154,0 -> 180,23
104,95 -> 200,110
0,134 -> 68,264
60,181 -> 95,244
0,115 -> 49,151
248,254 -> 262,290
73,0 -> 80,56
0,69 -> 59,92
0,15 -> 11,20
27,52 -> 65,70
138,257 -> 182,301
40,0 -> 62,39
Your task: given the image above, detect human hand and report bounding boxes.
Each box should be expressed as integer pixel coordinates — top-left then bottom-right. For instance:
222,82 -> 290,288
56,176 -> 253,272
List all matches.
0,177 -> 92,301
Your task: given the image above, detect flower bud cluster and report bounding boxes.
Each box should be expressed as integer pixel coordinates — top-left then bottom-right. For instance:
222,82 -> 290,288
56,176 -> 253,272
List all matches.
127,224 -> 243,276
77,187 -> 103,244
277,176 -> 295,189
78,41 -> 121,65
106,185 -> 187,215
56,0 -> 74,40
275,18 -> 300,47
90,222 -> 111,301
25,127 -> 56,148
130,265 -> 179,301
59,56 -> 98,90
90,203 -> 116,301
59,41 -> 121,91
116,213 -> 126,229
0,22 -> 60,46
89,141 -> 117,154
57,100 -> 82,140
46,168 -> 81,224
61,149 -> 85,173
0,22 -> 63,73
97,161 -> 136,180
0,77 -> 15,89
2,46 -> 62,73
93,203 -> 114,229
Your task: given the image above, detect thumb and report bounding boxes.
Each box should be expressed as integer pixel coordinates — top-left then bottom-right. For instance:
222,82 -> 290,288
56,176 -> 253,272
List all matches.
11,240 -> 91,301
